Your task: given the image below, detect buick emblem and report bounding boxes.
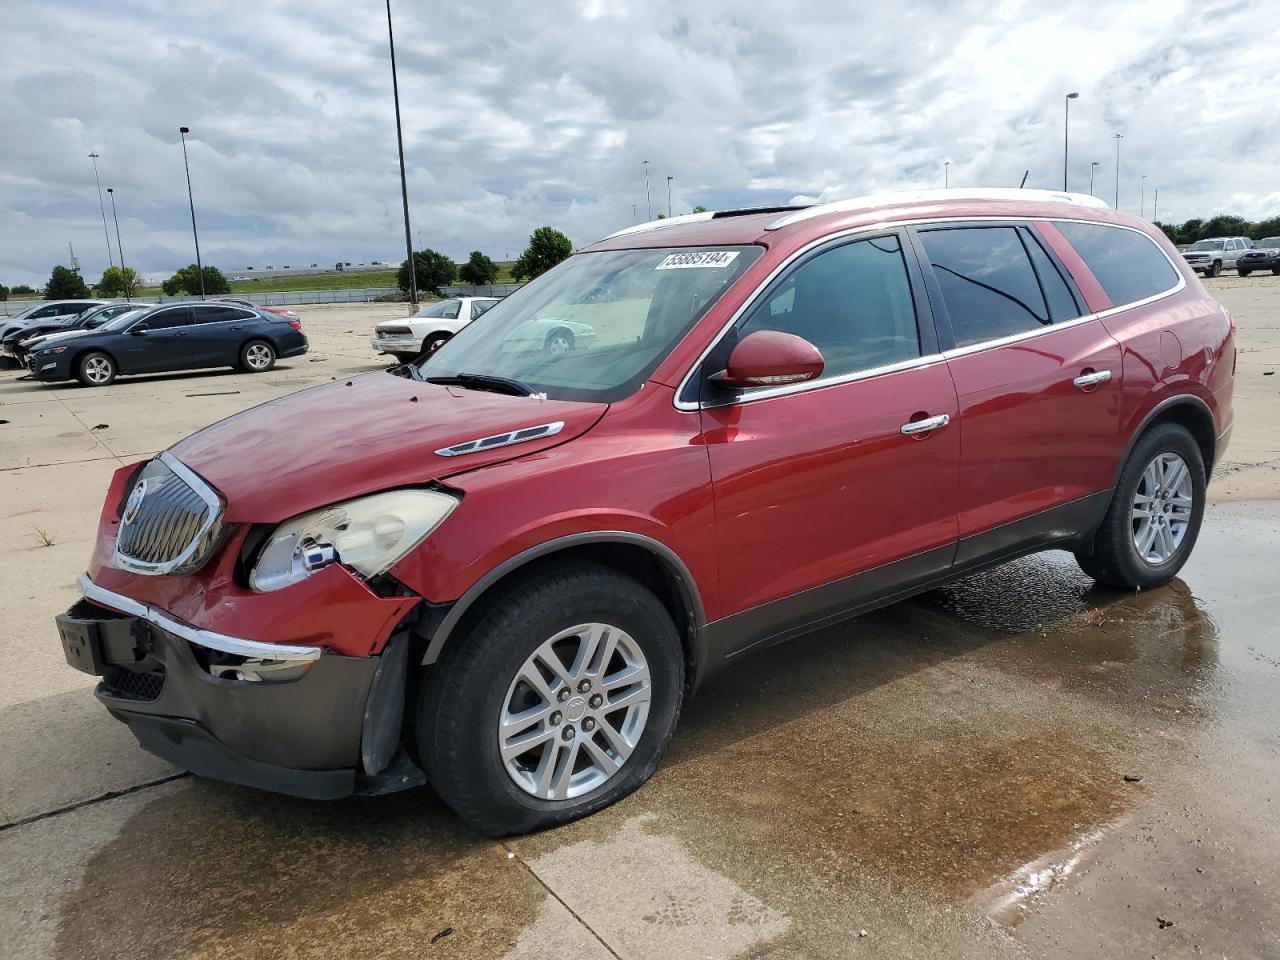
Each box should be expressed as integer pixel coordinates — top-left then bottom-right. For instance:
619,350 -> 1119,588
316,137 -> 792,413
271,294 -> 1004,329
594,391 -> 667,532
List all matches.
122,479 -> 148,525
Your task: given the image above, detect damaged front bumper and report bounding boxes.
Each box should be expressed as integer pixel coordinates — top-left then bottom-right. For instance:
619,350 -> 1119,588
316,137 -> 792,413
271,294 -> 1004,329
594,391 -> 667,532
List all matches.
58,575 -> 424,799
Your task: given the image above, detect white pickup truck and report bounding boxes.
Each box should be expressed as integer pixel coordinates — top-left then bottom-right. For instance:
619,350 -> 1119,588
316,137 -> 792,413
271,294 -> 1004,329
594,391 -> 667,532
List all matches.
371,297 -> 500,362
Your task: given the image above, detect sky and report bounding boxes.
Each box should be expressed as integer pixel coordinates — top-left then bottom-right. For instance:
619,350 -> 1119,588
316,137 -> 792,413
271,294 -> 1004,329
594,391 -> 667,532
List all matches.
2,0 -> 1277,287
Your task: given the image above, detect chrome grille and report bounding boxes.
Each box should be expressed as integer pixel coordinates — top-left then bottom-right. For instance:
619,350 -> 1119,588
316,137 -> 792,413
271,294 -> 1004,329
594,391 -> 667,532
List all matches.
113,453 -> 225,576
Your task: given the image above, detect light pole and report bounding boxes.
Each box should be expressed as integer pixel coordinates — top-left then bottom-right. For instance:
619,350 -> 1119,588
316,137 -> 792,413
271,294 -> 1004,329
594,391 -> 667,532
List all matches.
384,0 -> 417,307
178,127 -> 206,299
1089,161 -> 1099,197
944,161 -> 950,188
106,188 -> 129,302
1140,174 -> 1147,218
88,153 -> 114,268
1113,133 -> 1123,210
1063,92 -> 1079,191
643,160 -> 651,220
1153,189 -> 1159,222
666,175 -> 673,217
632,203 -> 637,223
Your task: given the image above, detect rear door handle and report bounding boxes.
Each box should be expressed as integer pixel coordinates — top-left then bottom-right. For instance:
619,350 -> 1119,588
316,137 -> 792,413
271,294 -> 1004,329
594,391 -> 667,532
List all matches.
900,413 -> 951,436
1073,369 -> 1112,388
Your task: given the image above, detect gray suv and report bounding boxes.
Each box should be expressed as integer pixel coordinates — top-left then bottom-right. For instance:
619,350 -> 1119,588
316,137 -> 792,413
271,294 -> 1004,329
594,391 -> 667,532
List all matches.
1180,236 -> 1252,277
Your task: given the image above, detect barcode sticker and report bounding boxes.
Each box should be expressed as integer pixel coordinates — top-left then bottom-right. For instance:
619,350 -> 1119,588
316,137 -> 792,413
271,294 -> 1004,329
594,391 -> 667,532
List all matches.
655,251 -> 740,270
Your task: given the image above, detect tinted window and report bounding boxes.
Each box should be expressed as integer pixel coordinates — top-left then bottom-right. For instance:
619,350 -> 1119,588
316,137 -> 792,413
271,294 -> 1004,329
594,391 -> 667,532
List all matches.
1023,229 -> 1081,322
143,308 -> 190,330
1054,221 -> 1180,307
919,227 -> 1050,347
737,234 -> 920,379
194,305 -> 252,324
32,305 -> 62,318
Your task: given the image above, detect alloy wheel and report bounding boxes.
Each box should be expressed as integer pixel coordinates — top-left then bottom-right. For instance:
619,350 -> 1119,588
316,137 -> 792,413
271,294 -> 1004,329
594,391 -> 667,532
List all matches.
1131,452 -> 1194,564
498,622 -> 651,800
547,335 -> 571,355
84,356 -> 112,384
245,344 -> 272,369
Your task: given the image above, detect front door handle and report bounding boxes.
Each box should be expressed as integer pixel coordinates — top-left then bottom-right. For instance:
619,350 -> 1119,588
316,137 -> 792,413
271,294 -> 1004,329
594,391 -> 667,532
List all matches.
1073,369 -> 1112,389
900,413 -> 951,436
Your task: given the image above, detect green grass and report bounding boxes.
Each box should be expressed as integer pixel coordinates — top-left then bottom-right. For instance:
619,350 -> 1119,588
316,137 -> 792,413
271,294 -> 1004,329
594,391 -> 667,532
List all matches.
8,261 -> 521,306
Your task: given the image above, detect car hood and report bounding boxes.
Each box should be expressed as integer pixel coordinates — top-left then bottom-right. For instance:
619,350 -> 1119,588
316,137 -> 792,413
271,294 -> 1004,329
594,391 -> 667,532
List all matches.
24,328 -> 91,346
168,370 -> 607,521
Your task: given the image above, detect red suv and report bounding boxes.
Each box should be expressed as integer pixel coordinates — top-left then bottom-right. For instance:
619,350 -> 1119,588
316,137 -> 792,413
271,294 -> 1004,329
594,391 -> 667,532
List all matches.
58,189 -> 1234,835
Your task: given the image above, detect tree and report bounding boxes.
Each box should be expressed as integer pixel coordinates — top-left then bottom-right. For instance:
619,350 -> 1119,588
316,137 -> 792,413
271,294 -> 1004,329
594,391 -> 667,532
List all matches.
45,265 -> 90,299
95,266 -> 142,298
458,250 -> 499,287
0,283 -> 8,302
397,249 -> 456,296
10,284 -> 36,296
692,205 -> 708,213
1154,222 -> 1180,245
162,264 -> 230,296
1201,214 -> 1248,240
511,227 -> 572,282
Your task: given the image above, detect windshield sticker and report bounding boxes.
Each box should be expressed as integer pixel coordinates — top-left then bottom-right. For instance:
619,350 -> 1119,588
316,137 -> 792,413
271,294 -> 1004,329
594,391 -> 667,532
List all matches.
655,251 -> 741,270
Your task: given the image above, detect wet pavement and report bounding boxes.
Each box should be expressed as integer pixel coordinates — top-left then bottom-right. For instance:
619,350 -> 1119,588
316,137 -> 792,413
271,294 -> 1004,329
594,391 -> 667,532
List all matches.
2,500 -> 1277,959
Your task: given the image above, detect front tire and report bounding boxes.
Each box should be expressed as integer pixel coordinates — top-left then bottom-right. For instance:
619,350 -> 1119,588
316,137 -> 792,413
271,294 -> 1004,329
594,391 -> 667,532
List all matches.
1238,268 -> 1251,277
1075,422 -> 1206,589
76,352 -> 116,387
239,339 -> 276,372
417,563 -> 684,836
1210,260 -> 1222,277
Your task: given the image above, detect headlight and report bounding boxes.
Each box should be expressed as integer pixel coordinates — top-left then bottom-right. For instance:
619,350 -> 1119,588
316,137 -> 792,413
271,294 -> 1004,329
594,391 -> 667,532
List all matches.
249,489 -> 458,592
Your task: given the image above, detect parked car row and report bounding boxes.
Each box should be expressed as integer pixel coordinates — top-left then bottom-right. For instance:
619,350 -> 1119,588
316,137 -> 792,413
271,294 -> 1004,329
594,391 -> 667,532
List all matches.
1180,235 -> 1280,277
2,300 -> 307,386
58,188 -> 1233,836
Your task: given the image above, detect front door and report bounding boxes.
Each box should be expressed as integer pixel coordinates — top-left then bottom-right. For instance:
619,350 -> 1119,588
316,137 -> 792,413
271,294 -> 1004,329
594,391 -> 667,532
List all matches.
700,231 -> 960,651
914,223 -> 1123,564
121,305 -> 194,374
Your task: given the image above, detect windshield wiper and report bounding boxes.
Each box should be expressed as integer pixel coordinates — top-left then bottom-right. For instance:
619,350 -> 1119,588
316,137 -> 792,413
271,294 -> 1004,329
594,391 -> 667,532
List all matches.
424,372 -> 537,397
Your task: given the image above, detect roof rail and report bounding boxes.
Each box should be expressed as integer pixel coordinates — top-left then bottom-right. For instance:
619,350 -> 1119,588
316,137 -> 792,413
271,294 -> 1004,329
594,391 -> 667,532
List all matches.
602,204 -> 814,242
765,188 -> 1109,230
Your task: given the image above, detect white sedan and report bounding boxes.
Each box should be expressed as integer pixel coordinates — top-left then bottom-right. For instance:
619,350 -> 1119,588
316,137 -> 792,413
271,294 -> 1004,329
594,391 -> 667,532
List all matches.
371,297 -> 500,362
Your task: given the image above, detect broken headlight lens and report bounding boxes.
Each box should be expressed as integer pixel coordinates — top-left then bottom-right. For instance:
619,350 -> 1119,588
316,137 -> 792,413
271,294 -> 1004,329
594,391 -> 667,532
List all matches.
249,489 -> 458,592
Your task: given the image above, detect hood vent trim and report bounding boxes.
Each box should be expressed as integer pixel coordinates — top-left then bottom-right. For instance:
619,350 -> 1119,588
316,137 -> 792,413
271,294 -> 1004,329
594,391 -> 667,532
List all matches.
435,421 -> 565,458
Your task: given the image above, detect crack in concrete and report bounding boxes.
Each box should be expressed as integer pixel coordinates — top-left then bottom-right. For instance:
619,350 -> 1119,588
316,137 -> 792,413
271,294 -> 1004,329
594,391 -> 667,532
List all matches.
0,773 -> 188,835
503,843 -> 624,960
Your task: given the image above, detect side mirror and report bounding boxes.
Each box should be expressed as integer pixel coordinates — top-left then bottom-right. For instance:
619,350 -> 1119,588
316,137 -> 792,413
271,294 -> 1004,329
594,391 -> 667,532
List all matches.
130,323 -> 149,335
712,330 -> 824,389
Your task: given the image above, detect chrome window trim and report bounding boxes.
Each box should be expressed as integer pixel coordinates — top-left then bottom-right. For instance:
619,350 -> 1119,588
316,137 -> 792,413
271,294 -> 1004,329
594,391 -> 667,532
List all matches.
111,451 -> 226,576
435,421 -> 565,457
79,574 -> 322,663
673,214 -> 1185,412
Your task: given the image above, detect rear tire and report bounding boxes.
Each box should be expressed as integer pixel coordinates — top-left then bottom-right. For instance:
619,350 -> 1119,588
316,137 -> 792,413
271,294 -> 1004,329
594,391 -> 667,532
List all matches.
544,328 -> 574,355
416,562 -> 684,836
1075,422 -> 1206,590
76,352 -> 116,387
239,340 -> 276,372
421,332 -> 451,357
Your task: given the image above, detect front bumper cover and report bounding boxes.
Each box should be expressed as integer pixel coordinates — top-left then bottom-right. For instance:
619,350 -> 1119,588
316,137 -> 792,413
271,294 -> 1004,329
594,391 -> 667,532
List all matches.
64,576 -> 422,799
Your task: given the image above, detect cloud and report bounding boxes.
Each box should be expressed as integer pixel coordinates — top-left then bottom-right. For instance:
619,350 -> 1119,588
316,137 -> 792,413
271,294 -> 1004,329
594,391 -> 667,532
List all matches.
1,0 -> 1276,286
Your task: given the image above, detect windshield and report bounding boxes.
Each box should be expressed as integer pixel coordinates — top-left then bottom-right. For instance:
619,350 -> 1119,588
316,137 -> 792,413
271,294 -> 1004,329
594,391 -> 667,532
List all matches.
1258,237 -> 1280,247
1187,240 -> 1225,251
415,299 -> 462,319
417,245 -> 762,402
99,308 -> 148,332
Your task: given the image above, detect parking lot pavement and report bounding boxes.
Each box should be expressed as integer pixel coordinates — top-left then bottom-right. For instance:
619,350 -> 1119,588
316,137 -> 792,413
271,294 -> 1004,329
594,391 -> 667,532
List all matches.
1,283 -> 1279,958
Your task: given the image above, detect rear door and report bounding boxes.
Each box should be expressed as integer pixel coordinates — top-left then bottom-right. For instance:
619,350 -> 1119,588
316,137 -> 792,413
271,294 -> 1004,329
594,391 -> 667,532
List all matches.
700,231 -> 960,645
121,306 -> 194,374
188,304 -> 257,367
914,223 -> 1123,564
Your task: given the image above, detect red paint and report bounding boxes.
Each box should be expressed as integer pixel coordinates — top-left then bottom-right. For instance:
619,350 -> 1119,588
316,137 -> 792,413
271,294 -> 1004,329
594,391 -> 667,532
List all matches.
722,330 -> 825,387
84,195 -> 1234,663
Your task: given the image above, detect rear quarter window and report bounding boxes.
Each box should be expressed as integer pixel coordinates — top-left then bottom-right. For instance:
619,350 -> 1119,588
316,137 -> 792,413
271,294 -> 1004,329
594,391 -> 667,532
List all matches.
1054,221 -> 1180,307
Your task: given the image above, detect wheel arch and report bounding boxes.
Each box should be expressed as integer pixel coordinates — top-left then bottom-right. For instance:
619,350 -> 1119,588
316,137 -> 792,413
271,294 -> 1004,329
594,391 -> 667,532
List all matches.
70,345 -> 118,374
1115,393 -> 1217,487
422,532 -> 708,695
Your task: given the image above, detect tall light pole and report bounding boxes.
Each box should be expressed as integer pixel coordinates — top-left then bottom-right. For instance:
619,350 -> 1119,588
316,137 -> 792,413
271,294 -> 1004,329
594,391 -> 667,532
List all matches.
178,127 -> 206,299
1089,161 -> 1099,197
1140,174 -> 1147,218
632,203 -> 637,223
944,160 -> 950,188
1153,188 -> 1159,222
1063,92 -> 1079,191
106,188 -> 129,302
384,0 -> 417,307
88,153 -> 114,269
643,160 -> 651,220
1113,133 -> 1123,210
666,175 -> 673,217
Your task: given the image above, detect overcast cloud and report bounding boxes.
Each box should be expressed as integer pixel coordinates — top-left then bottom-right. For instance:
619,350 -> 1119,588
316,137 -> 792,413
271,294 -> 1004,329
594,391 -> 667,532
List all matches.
1,0 -> 1277,286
